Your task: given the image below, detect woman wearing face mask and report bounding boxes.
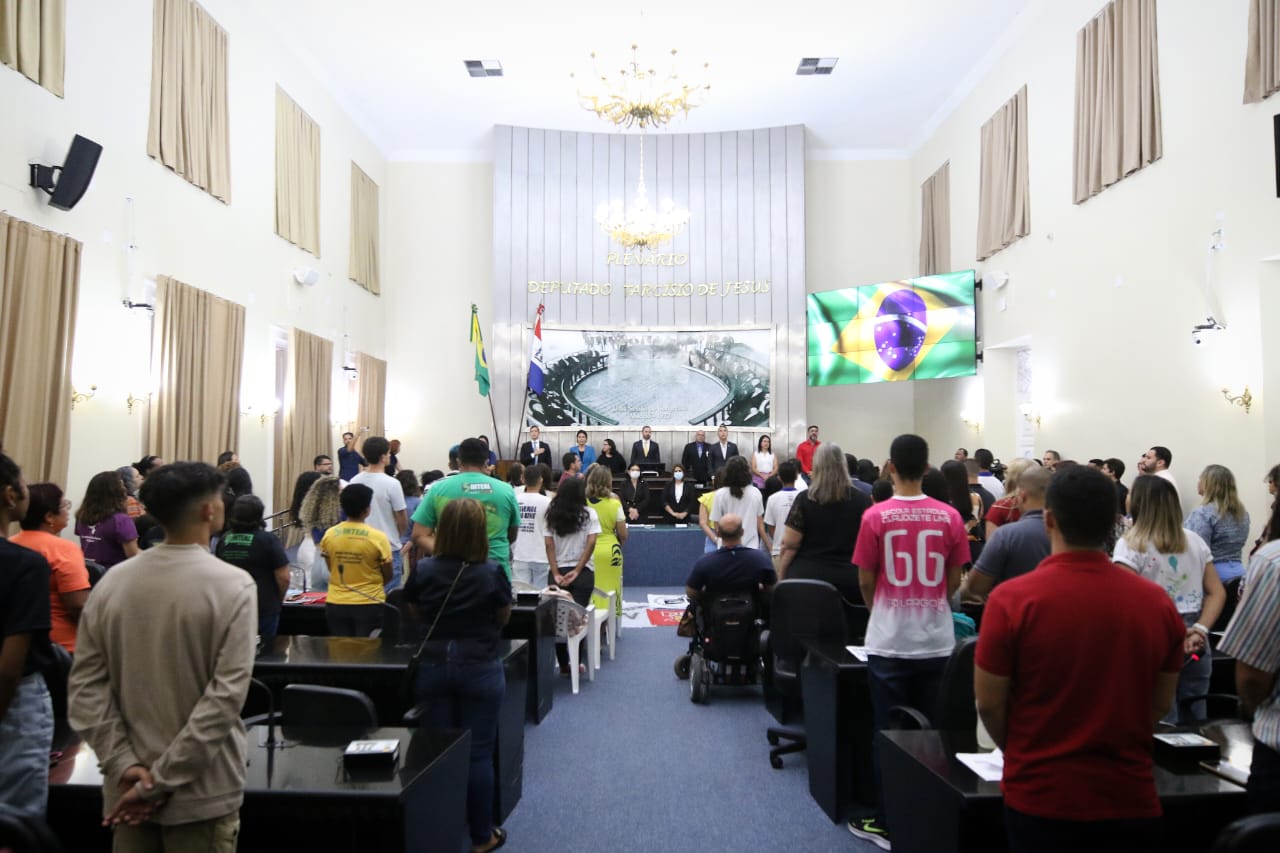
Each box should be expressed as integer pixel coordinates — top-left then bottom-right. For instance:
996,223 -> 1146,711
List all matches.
621,464 -> 649,523
662,464 -> 697,522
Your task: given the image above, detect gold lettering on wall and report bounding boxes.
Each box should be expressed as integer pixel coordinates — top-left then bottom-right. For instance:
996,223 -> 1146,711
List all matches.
605,251 -> 689,267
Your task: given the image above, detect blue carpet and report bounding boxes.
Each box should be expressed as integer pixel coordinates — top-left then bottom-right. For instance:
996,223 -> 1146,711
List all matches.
501,587 -> 882,852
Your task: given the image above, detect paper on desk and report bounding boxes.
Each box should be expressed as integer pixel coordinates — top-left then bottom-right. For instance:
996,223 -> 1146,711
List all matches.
844,645 -> 869,661
957,749 -> 1004,782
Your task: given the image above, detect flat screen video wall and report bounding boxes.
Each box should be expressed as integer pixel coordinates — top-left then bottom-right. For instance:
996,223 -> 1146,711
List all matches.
806,270 -> 977,385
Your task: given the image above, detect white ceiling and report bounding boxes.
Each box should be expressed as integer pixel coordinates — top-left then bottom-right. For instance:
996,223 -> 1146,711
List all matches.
255,0 -> 1035,161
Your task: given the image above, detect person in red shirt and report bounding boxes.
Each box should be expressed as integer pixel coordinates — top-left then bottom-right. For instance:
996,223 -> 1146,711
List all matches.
794,424 -> 821,478
975,466 -> 1185,853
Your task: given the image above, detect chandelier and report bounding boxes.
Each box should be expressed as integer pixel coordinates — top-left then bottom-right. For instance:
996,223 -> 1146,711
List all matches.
575,45 -> 710,130
594,132 -> 689,249
577,45 -> 705,249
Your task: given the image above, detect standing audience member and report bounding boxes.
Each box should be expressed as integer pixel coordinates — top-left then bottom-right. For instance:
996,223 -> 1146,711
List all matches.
13,483 -> 89,653
711,456 -> 769,553
337,431 -> 365,481
214,495 -> 291,651
511,466 -> 552,587
477,435 -> 499,471
845,454 -> 874,496
70,462 -> 255,848
414,438 -> 520,579
940,459 -> 983,563
1251,463 -> 1280,556
795,425 -> 821,478
708,425 -> 739,478
133,456 -> 164,482
965,459 -> 996,519
1136,445 -> 1177,492
1041,449 -> 1062,471
1219,497 -> 1280,814
974,449 -> 1005,499
681,430 -> 712,485
321,484 -> 392,637
216,451 -> 238,467
558,453 -> 583,488
571,430 -> 596,469
871,479 -> 894,503
1103,457 -> 1129,516
750,435 -> 775,489
75,471 -> 140,570
776,445 -> 870,606
350,437 -> 409,591
975,466 -> 1185,852
984,458 -> 1034,539
1114,476 -> 1224,723
850,435 -> 968,849
621,463 -> 650,522
313,455 -> 334,474
598,438 -> 627,476
586,465 -> 628,618
404,499 -> 511,853
1184,464 -> 1251,583
960,466 -> 1051,602
543,478 -> 600,673
224,466 -> 253,499
505,463 -> 525,488
298,475 -> 342,591
0,453 -> 55,818
954,448 -> 969,461
698,470 -> 725,554
118,467 -> 144,517
386,439 -> 402,476
285,471 -> 323,551
662,464 -> 698,522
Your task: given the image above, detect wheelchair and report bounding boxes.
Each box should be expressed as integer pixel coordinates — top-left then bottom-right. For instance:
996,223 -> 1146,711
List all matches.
673,589 -> 764,704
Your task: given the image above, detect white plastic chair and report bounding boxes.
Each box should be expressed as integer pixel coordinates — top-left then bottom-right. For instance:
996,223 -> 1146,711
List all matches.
550,596 -> 594,694
590,588 -> 616,669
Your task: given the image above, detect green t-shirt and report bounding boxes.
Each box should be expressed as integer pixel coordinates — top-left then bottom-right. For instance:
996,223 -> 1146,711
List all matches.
414,473 -> 520,574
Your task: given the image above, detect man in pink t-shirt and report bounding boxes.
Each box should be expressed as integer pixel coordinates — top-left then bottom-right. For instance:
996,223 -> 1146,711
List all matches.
849,434 -> 969,850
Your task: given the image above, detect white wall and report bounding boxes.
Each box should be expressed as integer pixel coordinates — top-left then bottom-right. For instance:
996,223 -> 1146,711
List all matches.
910,0 -> 1280,533
803,158 -> 917,466
0,0 -> 389,510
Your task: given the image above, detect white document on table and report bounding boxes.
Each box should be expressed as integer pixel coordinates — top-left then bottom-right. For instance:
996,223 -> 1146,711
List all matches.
956,749 -> 1004,782
844,645 -> 869,661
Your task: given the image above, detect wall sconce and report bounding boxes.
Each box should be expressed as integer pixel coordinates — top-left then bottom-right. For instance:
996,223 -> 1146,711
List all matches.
126,392 -> 150,415
1019,402 -> 1041,428
242,400 -> 281,426
1221,386 -> 1252,414
959,411 -> 982,432
71,384 -> 97,409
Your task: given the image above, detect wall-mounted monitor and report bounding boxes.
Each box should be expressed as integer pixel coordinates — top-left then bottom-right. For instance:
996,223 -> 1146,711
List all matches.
806,270 -> 978,386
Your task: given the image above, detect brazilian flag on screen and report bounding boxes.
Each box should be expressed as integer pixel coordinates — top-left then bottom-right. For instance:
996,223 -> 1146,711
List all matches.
807,271 -> 977,386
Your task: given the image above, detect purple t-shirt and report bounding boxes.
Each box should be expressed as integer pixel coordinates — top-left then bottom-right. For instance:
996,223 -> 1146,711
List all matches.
76,513 -> 138,569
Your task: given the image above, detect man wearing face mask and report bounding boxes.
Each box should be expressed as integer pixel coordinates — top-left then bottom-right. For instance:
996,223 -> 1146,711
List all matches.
621,464 -> 650,522
663,465 -> 698,522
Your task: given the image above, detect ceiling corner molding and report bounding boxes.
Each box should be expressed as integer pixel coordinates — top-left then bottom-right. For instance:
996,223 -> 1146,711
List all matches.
906,0 -> 1049,155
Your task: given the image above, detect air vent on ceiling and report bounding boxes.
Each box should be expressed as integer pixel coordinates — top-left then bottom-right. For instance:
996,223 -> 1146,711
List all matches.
796,57 -> 838,76
464,60 -> 504,78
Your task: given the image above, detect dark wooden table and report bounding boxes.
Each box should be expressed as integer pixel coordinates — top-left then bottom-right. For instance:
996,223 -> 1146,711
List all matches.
879,726 -> 1251,853
279,598 -> 329,636
48,725 -> 471,853
503,597 -> 556,724
800,640 -> 873,823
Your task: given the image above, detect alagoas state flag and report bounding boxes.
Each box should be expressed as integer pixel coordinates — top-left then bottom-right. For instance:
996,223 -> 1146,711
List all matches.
807,272 -> 977,386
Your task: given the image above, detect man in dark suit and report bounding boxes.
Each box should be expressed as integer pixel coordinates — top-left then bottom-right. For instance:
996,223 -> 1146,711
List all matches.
518,425 -> 550,467
681,429 -> 712,484
708,424 -> 739,477
630,425 -> 661,465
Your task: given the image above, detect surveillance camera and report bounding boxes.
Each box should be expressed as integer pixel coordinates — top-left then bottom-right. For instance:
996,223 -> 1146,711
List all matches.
1192,332 -> 1202,345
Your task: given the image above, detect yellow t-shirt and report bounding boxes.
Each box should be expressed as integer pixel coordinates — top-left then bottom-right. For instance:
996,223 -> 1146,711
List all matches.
320,521 -> 391,605
698,491 -> 716,531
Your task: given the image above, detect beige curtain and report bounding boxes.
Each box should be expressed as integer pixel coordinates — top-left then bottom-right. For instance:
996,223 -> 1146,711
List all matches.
349,163 -> 380,294
919,162 -> 951,276
147,0 -> 230,203
0,0 -> 65,96
1245,0 -> 1280,103
0,214 -> 79,484
355,352 -> 386,438
148,276 -> 244,464
977,86 -> 1031,261
275,87 -> 321,255
1073,0 -> 1162,204
275,329 -> 333,512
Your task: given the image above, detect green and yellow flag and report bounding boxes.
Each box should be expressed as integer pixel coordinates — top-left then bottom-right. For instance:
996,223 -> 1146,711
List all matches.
470,304 -> 490,397
807,271 -> 977,386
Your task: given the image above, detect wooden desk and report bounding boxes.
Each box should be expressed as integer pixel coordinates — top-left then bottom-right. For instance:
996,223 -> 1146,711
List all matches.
503,598 -> 556,724
879,727 -> 1250,853
48,725 -> 471,853
278,599 -> 328,636
800,641 -> 873,823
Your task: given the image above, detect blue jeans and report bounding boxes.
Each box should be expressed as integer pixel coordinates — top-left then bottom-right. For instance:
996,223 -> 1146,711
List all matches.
414,648 -> 505,846
1215,559 -> 1244,583
0,673 -> 53,817
259,612 -> 280,652
385,549 -> 403,593
866,654 -> 948,820
1004,804 -> 1161,852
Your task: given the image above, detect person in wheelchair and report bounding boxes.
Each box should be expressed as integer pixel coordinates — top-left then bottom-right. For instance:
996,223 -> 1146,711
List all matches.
677,515 -> 777,694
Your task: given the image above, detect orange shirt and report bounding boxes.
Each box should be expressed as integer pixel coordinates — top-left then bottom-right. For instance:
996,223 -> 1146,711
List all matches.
11,529 -> 91,652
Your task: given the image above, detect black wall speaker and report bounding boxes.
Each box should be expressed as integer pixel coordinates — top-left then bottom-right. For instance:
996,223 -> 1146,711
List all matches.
28,135 -> 103,211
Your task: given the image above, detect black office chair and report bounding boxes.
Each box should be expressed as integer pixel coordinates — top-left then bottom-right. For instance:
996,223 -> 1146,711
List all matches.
374,601 -> 401,642
763,579 -> 848,769
1213,577 -> 1242,632
44,643 -> 73,739
0,813 -> 65,853
884,637 -> 978,737
1210,813 -> 1280,853
843,602 -> 870,644
84,559 -> 105,588
280,684 -> 378,729
241,677 -> 275,721
1176,692 -> 1243,722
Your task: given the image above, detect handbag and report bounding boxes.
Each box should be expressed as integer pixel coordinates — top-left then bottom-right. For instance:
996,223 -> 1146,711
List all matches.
676,604 -> 697,638
399,561 -> 469,707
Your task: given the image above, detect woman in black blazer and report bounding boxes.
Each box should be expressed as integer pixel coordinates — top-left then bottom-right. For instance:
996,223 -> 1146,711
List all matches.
662,464 -> 698,522
620,463 -> 650,522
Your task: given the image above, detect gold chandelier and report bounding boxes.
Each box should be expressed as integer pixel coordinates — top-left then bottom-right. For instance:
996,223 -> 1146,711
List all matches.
575,44 -> 710,130
594,132 -> 689,249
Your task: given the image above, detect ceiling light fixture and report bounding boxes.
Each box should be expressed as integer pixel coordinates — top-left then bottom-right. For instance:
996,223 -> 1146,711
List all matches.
796,57 -> 838,76
594,132 -> 689,249
574,44 -> 709,130
464,59 -> 503,78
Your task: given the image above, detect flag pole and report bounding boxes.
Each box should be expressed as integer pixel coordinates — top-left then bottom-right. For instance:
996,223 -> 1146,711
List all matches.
515,301 -> 545,456
487,392 -> 504,463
